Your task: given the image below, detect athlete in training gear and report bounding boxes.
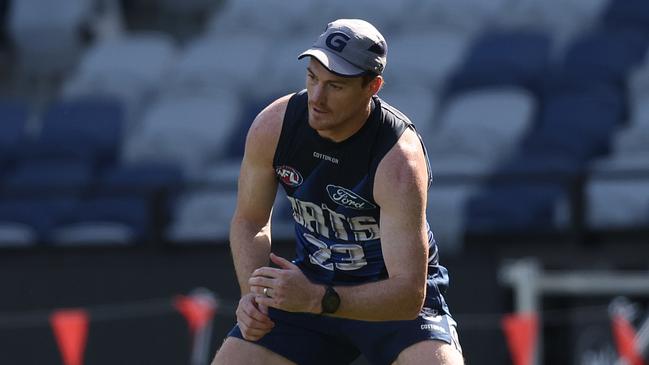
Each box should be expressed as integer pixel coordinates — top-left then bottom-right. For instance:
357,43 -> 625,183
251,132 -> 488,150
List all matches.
213,19 -> 463,365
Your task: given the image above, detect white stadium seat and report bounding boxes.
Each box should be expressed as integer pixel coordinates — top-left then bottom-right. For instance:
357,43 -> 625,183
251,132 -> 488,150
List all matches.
122,94 -> 241,180
378,87 -> 439,139
407,0 -> 508,35
51,222 -> 135,246
314,0 -> 412,34
424,87 -> 536,175
610,125 -> 649,156
383,30 -> 470,92
0,224 -> 38,247
167,34 -> 271,98
207,0 -> 317,36
586,179 -> 649,229
62,32 -> 177,123
167,190 -> 238,242
8,0 -> 93,76
426,184 -> 479,255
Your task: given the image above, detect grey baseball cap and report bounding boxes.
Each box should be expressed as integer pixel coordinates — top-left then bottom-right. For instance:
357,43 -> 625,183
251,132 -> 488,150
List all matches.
298,19 -> 387,77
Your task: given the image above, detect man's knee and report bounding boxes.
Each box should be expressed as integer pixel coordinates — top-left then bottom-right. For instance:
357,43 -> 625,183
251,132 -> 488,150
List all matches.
393,340 -> 464,365
212,337 -> 296,365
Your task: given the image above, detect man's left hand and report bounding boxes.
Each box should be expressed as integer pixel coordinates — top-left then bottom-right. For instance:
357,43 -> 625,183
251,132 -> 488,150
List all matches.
249,253 -> 323,314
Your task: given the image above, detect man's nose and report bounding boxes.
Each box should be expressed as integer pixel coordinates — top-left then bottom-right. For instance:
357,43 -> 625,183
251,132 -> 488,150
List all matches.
311,84 -> 325,104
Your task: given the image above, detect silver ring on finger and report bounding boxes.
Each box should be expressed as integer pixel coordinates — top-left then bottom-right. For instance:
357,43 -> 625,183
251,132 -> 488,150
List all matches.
263,287 -> 272,298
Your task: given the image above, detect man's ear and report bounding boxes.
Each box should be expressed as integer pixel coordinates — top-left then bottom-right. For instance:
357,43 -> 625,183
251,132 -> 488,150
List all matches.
370,76 -> 384,95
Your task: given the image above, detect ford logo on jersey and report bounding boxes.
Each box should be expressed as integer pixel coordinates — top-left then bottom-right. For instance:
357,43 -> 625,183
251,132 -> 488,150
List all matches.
326,185 -> 376,210
276,166 -> 303,187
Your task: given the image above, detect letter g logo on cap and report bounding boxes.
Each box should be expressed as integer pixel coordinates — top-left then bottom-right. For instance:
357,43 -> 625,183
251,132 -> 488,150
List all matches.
326,32 -> 350,52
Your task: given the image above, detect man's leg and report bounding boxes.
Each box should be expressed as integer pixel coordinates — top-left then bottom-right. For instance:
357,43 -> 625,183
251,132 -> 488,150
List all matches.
211,337 -> 296,365
392,340 -> 464,365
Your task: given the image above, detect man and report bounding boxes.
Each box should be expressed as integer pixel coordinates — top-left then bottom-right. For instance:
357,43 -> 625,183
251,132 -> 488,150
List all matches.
212,19 -> 463,365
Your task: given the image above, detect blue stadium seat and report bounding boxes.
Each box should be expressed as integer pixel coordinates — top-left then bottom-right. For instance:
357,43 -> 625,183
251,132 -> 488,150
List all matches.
522,87 -> 624,162
0,100 -> 29,167
463,85 -> 624,235
2,160 -> 94,196
465,183 -> 567,233
496,155 -> 583,179
99,163 -> 184,194
444,31 -> 552,97
51,196 -> 150,246
98,163 -> 184,228
20,97 -> 125,167
0,197 -> 78,246
601,0 -> 649,34
561,29 -> 649,85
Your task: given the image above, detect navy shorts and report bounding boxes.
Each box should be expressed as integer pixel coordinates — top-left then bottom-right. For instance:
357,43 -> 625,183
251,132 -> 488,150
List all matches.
228,307 -> 462,365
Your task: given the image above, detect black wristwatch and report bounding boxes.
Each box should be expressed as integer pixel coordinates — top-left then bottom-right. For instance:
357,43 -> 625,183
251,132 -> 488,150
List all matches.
321,285 -> 340,314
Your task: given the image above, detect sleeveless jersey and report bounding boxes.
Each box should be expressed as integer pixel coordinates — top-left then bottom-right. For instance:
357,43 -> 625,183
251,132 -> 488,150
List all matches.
273,90 -> 450,312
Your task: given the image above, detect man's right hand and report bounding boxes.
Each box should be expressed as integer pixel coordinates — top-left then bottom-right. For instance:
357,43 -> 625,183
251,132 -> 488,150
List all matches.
235,293 -> 275,341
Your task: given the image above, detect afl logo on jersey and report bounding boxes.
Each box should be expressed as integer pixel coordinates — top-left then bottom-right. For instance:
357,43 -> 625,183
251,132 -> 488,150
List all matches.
276,166 -> 303,187
326,185 -> 376,210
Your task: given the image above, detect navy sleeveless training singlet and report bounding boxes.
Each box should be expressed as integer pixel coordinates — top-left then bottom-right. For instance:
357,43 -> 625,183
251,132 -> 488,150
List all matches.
272,90 -> 450,313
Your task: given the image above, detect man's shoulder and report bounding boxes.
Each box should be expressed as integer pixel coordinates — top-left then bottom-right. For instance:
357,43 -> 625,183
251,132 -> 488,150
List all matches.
384,128 -> 425,168
249,93 -> 294,141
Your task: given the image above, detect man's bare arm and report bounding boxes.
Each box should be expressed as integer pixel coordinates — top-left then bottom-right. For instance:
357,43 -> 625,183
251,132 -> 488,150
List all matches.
331,127 -> 429,320
230,94 -> 289,295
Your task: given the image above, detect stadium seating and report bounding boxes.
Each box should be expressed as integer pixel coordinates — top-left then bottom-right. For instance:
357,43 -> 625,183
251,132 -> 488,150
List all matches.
382,30 -> 470,93
0,197 -> 78,246
586,173 -> 649,229
524,86 -> 624,162
420,87 -> 535,249
99,163 -> 184,195
20,97 -> 125,167
121,94 -> 241,181
167,34 -> 271,98
167,189 -> 237,243
159,0 -> 218,17
584,124 -> 649,229
2,160 -> 94,197
250,35 -> 314,99
560,29 -> 649,85
425,87 -> 536,175
315,0 -> 412,34
62,32 -> 177,122
207,0 -> 317,37
444,30 -> 552,97
3,0 -> 649,249
426,184 -> 478,254
408,0 -> 508,35
628,60 -> 649,127
378,87 -> 438,138
465,183 -> 569,233
462,81 -> 625,234
493,0 -> 608,49
601,0 -> 649,33
50,196 -> 151,245
7,0 -> 92,77
0,100 -> 29,168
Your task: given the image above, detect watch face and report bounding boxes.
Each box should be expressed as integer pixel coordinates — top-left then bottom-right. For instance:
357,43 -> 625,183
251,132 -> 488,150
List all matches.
322,286 -> 340,313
